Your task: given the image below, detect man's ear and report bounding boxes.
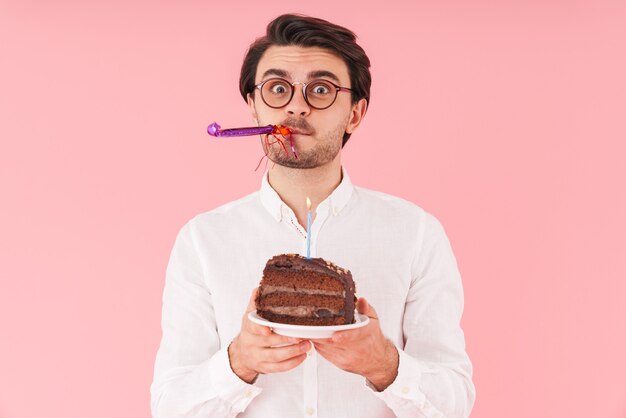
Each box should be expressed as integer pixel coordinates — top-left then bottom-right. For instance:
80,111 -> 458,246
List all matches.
247,93 -> 259,124
345,98 -> 368,134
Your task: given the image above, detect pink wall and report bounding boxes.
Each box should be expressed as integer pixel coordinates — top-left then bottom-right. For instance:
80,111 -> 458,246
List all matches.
1,1 -> 625,417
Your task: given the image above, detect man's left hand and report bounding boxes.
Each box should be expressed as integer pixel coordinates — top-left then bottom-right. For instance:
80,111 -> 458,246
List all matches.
310,297 -> 399,391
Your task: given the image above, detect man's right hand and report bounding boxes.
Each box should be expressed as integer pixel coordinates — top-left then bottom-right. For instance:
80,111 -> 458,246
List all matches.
227,287 -> 311,384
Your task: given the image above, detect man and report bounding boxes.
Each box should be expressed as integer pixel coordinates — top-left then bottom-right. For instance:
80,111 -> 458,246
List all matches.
151,14 -> 475,418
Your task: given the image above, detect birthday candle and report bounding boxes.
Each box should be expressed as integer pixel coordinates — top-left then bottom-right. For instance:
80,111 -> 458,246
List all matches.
306,197 -> 312,259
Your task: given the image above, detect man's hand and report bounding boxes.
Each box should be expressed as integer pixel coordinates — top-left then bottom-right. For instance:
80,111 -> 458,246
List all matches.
311,297 -> 399,391
228,287 -> 312,384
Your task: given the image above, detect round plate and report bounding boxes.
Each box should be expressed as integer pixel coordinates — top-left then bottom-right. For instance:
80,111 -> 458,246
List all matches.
248,311 -> 370,339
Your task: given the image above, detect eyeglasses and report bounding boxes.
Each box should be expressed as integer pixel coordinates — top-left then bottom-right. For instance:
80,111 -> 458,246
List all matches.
254,78 -> 353,110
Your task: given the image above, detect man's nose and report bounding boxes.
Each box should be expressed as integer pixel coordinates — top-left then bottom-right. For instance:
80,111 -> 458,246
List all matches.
285,85 -> 311,117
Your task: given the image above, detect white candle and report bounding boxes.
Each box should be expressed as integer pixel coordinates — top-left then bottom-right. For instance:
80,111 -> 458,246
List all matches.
306,197 -> 312,259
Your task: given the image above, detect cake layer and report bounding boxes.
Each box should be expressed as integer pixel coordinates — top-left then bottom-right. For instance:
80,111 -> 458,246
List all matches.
262,305 -> 342,317
265,254 -> 354,294
257,293 -> 345,310
261,273 -> 344,292
257,311 -> 347,326
262,285 -> 344,297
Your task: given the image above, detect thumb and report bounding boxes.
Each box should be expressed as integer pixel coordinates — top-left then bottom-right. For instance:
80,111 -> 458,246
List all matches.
246,287 -> 259,313
357,297 -> 378,320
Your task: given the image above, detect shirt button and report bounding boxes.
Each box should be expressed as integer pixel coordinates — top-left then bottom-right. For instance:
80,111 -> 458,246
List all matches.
306,407 -> 315,415
245,390 -> 252,398
401,387 -> 410,394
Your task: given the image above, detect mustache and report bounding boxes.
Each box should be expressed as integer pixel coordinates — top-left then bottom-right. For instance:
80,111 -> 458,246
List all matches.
280,118 -> 315,135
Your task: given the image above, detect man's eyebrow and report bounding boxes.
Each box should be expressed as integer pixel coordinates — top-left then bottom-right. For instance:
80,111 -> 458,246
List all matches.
260,68 -> 290,80
259,69 -> 342,84
307,70 -> 341,84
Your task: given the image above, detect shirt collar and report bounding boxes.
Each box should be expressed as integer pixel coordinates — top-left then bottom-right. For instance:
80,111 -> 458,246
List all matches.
260,167 -> 354,222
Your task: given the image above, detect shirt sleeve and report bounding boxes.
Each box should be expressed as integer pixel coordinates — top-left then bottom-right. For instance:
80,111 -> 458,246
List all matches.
150,220 -> 262,418
364,211 -> 476,418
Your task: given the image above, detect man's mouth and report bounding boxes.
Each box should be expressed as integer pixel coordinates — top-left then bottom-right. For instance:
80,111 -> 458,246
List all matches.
280,121 -> 314,136
288,129 -> 313,136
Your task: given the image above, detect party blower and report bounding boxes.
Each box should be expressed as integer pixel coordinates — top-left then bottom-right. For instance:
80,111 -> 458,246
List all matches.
207,121 -> 298,170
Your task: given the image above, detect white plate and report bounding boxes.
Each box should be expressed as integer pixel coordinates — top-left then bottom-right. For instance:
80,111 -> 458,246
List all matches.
248,311 -> 370,339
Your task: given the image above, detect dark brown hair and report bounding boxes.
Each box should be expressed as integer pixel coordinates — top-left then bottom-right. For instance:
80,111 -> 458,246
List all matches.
239,14 -> 371,147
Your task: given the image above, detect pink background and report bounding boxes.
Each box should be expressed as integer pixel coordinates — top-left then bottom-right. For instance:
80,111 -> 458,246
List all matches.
1,1 -> 625,417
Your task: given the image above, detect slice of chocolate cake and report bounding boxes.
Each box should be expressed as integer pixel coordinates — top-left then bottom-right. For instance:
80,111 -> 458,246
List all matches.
255,254 -> 357,326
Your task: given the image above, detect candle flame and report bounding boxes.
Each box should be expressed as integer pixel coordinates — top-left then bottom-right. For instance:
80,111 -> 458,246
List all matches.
306,197 -> 311,210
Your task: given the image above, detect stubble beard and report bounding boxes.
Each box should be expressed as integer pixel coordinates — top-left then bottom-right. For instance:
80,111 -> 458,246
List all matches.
262,120 -> 347,169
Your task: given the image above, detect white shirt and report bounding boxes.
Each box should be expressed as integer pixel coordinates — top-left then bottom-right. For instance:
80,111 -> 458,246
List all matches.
151,169 -> 475,418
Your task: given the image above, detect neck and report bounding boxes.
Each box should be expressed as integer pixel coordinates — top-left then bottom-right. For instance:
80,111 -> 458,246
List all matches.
268,154 -> 342,230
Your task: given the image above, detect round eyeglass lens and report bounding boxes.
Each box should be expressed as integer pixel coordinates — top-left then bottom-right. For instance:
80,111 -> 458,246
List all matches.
262,79 -> 292,108
305,80 -> 336,109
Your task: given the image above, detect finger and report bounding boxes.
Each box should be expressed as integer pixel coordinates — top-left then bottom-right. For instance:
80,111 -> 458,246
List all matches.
244,321 -> 273,337
332,327 -> 367,343
241,302 -> 273,337
312,343 -> 331,354
253,332 -> 302,348
312,341 -> 344,353
357,297 -> 379,319
258,352 -> 308,374
312,343 -> 338,360
246,287 -> 260,313
261,340 -> 312,363
244,326 -> 304,348
308,338 -> 334,345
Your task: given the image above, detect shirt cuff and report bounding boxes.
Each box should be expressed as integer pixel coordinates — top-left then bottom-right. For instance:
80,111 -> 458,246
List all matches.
364,349 -> 444,418
208,345 -> 262,415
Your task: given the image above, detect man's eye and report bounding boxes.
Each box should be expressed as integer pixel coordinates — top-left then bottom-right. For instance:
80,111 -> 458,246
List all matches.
310,83 -> 331,95
270,84 -> 289,94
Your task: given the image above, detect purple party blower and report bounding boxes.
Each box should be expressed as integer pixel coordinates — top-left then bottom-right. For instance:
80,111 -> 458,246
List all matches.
207,122 -> 276,138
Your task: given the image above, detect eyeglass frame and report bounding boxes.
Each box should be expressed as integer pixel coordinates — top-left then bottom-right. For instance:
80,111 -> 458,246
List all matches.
254,77 -> 354,110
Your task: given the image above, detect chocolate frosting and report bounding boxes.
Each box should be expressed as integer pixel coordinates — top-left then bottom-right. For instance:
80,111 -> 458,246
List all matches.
265,253 -> 356,299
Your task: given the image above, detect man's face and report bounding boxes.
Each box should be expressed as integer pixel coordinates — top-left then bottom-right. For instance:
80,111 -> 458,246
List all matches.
247,45 -> 365,169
